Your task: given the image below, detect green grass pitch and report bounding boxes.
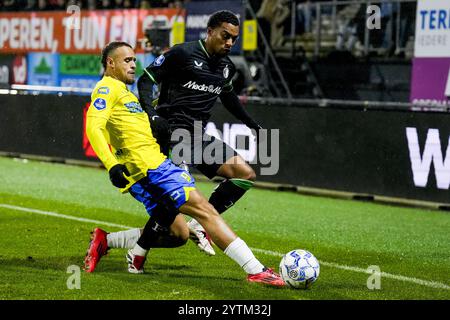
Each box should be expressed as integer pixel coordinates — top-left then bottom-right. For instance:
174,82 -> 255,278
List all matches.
0,156 -> 449,300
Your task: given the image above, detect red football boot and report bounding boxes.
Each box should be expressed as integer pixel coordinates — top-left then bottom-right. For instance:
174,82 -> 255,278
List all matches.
84,228 -> 109,273
247,267 -> 285,287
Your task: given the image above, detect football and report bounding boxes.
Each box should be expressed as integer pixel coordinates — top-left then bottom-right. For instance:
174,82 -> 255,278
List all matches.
279,249 -> 320,289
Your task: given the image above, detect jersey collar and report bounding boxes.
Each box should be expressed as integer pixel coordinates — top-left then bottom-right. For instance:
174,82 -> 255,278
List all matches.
104,75 -> 128,90
199,39 -> 224,64
198,39 -> 211,59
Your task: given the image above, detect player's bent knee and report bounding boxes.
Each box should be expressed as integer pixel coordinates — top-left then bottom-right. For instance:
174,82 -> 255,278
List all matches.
234,164 -> 256,181
170,227 -> 189,243
219,161 -> 256,181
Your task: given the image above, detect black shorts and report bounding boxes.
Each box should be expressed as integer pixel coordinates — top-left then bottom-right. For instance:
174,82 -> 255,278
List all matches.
169,133 -> 238,179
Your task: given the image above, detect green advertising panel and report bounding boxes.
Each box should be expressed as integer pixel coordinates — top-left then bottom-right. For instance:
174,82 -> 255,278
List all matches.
60,54 -> 102,76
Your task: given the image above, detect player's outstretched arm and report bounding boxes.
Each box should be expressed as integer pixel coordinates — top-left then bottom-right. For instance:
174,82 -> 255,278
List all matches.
86,110 -> 118,171
137,72 -> 158,116
219,90 -> 262,131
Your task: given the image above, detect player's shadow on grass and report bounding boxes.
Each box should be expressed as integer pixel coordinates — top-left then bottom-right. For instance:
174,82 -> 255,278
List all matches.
0,256 -> 198,277
166,271 -> 241,283
99,260 -> 244,284
0,255 -> 87,272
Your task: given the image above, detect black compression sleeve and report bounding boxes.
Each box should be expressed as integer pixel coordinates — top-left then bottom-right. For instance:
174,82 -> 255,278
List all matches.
220,91 -> 261,130
137,72 -> 158,117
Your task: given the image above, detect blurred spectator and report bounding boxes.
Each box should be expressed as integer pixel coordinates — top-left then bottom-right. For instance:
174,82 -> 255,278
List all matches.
2,0 -> 19,10
57,0 -> 65,9
112,0 -> 123,8
139,0 -> 151,9
24,0 -> 37,10
380,2 -> 399,55
396,1 -> 415,56
257,0 -> 290,47
296,0 -> 312,34
37,0 -> 48,10
100,0 -> 113,9
49,0 -> 66,10
336,16 -> 358,52
67,0 -> 82,9
123,0 -> 133,8
86,0 -> 97,10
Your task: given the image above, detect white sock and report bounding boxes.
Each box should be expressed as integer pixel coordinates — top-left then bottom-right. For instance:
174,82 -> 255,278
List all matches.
131,244 -> 148,257
107,228 -> 141,249
224,238 -> 265,275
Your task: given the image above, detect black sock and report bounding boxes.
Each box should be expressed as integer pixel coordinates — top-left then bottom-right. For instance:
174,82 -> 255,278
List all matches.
208,178 -> 254,214
137,205 -> 177,250
136,217 -> 169,250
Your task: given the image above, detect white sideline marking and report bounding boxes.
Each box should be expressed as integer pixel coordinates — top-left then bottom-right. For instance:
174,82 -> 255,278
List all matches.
1,203 -> 449,291
0,204 -> 131,229
251,248 -> 450,291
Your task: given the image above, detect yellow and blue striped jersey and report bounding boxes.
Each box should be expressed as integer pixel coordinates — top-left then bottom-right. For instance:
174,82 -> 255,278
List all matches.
86,76 -> 166,192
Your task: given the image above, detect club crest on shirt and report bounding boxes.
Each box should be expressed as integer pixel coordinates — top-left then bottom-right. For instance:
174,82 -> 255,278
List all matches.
223,65 -> 229,79
93,98 -> 106,110
153,54 -> 165,66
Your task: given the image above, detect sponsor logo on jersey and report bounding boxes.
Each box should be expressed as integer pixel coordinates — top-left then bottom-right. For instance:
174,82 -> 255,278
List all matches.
124,101 -> 144,113
194,60 -> 203,69
97,86 -> 110,95
153,54 -> 165,66
181,172 -> 191,182
93,98 -> 106,110
223,65 -> 229,79
183,81 -> 222,94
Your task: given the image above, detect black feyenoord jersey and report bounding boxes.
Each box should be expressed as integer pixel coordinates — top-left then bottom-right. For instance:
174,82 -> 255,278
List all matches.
143,40 -> 236,131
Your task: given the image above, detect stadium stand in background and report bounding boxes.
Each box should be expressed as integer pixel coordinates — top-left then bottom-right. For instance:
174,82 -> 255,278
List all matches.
0,0 -> 185,11
0,0 -> 417,101
246,0 -> 417,101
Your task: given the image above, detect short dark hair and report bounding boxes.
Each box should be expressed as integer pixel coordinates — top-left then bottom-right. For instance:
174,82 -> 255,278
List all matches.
207,10 -> 240,29
101,41 -> 133,69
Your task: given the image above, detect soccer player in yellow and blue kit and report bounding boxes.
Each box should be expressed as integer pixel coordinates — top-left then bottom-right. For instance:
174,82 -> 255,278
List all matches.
83,41 -> 284,286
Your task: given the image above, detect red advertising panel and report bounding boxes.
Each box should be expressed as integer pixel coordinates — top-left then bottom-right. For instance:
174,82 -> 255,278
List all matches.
0,9 -> 185,54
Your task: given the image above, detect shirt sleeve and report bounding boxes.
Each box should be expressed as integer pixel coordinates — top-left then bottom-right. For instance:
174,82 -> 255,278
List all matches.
220,86 -> 261,131
143,45 -> 187,84
86,85 -> 118,171
138,45 -> 187,114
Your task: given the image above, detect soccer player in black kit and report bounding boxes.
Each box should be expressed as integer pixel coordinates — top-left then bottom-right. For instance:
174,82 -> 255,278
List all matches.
138,10 -> 263,256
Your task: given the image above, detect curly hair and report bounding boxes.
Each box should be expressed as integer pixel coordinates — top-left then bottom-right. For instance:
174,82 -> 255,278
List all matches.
207,10 -> 240,29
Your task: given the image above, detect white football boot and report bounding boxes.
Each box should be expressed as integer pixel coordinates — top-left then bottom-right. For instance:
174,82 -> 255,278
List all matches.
187,219 -> 216,256
126,249 -> 146,274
